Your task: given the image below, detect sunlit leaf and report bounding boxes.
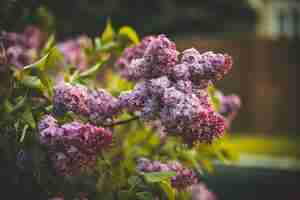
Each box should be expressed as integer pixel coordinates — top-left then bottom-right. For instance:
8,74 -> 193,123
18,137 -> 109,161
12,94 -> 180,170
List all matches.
42,34 -> 55,55
118,26 -> 140,44
101,19 -> 115,44
158,181 -> 175,200
142,171 -> 176,183
23,52 -> 50,71
79,62 -> 103,78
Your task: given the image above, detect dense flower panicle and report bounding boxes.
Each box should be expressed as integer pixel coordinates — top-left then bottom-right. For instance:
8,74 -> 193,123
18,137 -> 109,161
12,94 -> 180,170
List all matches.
6,45 -> 30,68
171,63 -> 191,81
137,159 -> 198,190
140,96 -> 160,121
180,48 -> 232,86
119,35 -> 179,80
58,38 -> 88,71
121,58 -> 149,81
0,26 -> 44,68
147,76 -> 171,97
180,111 -> 226,145
190,183 -> 217,200
174,80 -> 193,94
217,92 -> 241,129
22,25 -> 44,49
1,31 -> 23,47
143,34 -> 179,77
115,36 -> 154,69
38,115 -> 63,145
218,93 -> 241,116
60,122 -> 112,154
117,73 -> 225,144
192,88 -> 213,110
38,116 -> 112,176
168,161 -> 198,190
158,87 -> 225,144
87,89 -> 119,123
118,82 -> 149,112
53,83 -> 90,116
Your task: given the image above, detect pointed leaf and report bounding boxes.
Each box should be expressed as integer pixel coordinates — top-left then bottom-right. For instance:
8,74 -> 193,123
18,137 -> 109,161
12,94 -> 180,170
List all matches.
101,19 -> 115,44
79,62 -> 103,78
118,26 -> 140,44
23,52 -> 50,71
20,75 -> 44,90
42,34 -> 55,55
21,107 -> 36,128
158,181 -> 175,200
142,171 -> 176,183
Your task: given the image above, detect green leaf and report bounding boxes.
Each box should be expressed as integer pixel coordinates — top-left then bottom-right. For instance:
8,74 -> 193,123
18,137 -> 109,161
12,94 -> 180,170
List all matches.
94,37 -> 102,50
38,70 -> 53,98
19,124 -> 29,143
42,34 -> 55,55
142,171 -> 176,183
136,192 -> 153,200
21,106 -> 36,128
158,181 -> 175,200
20,75 -> 44,90
101,19 -> 115,44
3,99 -> 14,113
118,26 -> 140,44
23,52 -> 50,71
79,62 -> 103,78
208,85 -> 220,111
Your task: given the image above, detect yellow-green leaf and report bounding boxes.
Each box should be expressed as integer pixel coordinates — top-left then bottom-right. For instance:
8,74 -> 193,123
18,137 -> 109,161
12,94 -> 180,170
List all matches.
101,19 -> 115,44
118,26 -> 139,44
158,181 -> 175,200
23,52 -> 50,71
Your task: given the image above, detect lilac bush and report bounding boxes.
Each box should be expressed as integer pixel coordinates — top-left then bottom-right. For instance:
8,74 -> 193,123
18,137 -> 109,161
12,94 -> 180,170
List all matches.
1,23 -> 241,199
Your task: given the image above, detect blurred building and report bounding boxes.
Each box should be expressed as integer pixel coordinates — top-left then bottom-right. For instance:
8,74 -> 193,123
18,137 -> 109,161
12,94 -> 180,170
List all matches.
249,0 -> 300,39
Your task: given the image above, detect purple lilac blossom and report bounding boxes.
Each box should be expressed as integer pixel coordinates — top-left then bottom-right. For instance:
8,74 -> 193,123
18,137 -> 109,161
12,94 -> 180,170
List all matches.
53,83 -> 90,116
115,36 -> 154,70
22,25 -> 44,49
137,158 -> 198,190
217,92 -> 241,129
0,26 -> 44,68
190,183 -> 217,200
58,38 -> 88,71
87,89 -> 119,123
118,35 -> 179,80
115,34 -> 234,144
38,115 -> 112,176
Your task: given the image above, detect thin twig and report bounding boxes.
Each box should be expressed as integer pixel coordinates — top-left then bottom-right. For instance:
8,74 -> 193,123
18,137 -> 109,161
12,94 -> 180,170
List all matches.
103,116 -> 139,127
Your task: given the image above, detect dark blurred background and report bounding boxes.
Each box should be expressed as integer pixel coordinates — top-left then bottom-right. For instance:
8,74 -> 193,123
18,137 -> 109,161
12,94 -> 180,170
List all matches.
1,0 -> 300,199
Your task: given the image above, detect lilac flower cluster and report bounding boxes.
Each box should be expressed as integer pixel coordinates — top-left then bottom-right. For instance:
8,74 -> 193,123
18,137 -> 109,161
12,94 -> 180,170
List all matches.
190,183 -> 217,200
53,83 -> 90,116
53,83 -> 119,124
0,26 -> 44,68
38,115 -> 112,176
116,34 -> 233,145
117,34 -> 179,80
217,92 -> 241,129
116,35 -> 232,84
118,76 -> 225,144
115,36 -> 154,70
137,158 -> 198,190
58,36 -> 91,71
